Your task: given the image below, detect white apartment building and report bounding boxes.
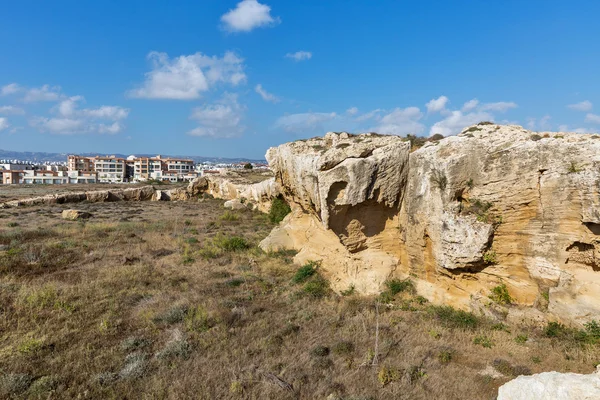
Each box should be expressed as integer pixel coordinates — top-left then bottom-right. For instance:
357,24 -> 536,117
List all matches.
94,156 -> 126,183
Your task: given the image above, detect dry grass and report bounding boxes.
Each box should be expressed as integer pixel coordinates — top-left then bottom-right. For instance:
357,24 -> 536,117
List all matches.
0,197 -> 599,399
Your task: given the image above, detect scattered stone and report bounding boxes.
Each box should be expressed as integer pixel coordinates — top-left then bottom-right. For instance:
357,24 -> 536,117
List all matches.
62,209 -> 92,220
224,199 -> 246,210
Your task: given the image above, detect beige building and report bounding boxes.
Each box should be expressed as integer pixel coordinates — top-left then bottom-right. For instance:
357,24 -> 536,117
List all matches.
94,156 -> 126,183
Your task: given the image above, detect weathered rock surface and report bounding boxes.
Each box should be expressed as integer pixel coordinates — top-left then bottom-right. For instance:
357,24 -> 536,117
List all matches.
206,176 -> 280,213
497,366 -> 600,400
260,126 -> 600,325
262,132 -> 410,293
62,209 -> 92,220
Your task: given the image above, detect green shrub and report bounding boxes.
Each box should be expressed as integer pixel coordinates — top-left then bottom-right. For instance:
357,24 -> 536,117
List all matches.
515,334 -> 528,344
530,134 -> 542,141
385,278 -> 414,295
428,305 -> 479,330
377,366 -> 401,386
483,250 -> 498,265
213,235 -> 250,252
489,283 -> 512,304
302,276 -> 330,299
438,350 -> 452,363
7,222 -> 18,227
219,211 -> 239,222
185,305 -> 212,332
292,262 -> 318,284
269,197 -> 291,224
473,335 -> 494,348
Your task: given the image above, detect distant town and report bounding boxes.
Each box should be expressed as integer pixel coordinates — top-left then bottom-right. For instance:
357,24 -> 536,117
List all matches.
0,154 -> 269,185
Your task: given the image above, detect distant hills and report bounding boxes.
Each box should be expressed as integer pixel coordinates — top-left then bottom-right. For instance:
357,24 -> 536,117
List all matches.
0,149 -> 266,164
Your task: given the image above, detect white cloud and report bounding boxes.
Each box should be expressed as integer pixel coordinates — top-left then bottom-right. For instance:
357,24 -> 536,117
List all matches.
346,107 -> 359,116
429,110 -> 493,136
30,117 -> 84,134
568,100 -> 593,112
479,101 -> 517,112
1,83 -> 21,96
462,99 -> 479,112
221,0 -> 279,32
188,93 -> 245,138
128,51 -> 246,100
528,115 -> 552,130
31,95 -> 129,135
426,96 -> 448,113
23,84 -> 62,102
585,113 -> 600,124
355,109 -> 382,122
0,105 -> 25,115
285,51 -> 312,61
0,117 -> 9,131
98,122 -> 123,135
371,107 -> 424,135
274,112 -> 338,133
255,84 -> 279,103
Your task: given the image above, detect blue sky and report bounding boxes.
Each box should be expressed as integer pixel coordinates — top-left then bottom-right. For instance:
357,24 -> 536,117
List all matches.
1,0 -> 600,159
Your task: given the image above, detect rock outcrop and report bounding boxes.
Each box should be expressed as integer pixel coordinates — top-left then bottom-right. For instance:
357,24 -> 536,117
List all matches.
260,125 -> 600,326
62,209 -> 92,220
497,366 -> 600,400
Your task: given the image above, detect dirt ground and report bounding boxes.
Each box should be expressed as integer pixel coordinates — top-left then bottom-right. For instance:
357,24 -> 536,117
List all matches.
0,193 -> 599,399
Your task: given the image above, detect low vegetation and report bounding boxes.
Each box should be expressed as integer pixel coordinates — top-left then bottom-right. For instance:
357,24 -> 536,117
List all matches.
269,196 -> 291,224
0,192 -> 599,398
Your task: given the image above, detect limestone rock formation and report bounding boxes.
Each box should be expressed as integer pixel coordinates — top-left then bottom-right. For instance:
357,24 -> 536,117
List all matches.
497,366 -> 600,400
205,176 -> 280,213
260,126 -> 600,326
62,209 -> 92,220
262,132 -> 411,293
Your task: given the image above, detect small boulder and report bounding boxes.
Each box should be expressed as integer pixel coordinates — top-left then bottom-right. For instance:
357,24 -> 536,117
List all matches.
224,199 -> 246,210
62,209 -> 92,220
497,365 -> 600,400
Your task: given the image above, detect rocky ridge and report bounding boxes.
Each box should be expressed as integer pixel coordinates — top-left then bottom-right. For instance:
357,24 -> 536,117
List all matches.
260,124 -> 600,327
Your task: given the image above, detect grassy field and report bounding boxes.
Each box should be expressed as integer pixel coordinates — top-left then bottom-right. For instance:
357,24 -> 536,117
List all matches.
0,197 -> 599,399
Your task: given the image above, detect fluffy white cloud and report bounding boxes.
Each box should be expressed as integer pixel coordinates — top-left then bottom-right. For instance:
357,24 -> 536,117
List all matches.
1,83 -> 21,96
568,100 -> 593,112
426,96 -> 448,113
0,105 -> 25,115
346,107 -> 359,116
429,110 -> 493,136
30,117 -> 84,134
285,51 -> 312,61
31,95 -> 129,134
275,112 -> 338,133
55,96 -> 129,120
221,0 -> 279,32
371,107 -> 424,135
479,101 -> 517,112
585,113 -> 600,124
255,84 -> 279,103
462,99 -> 479,112
23,85 -> 62,102
188,93 -> 245,138
128,51 -> 246,100
0,117 -> 9,131
98,122 -> 123,135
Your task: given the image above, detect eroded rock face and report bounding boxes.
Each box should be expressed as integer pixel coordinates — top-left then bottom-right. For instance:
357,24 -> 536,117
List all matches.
497,366 -> 600,400
262,132 -> 410,293
261,126 -> 600,325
